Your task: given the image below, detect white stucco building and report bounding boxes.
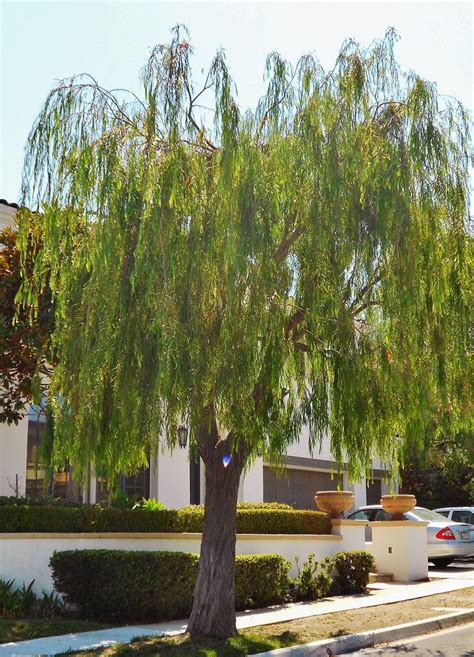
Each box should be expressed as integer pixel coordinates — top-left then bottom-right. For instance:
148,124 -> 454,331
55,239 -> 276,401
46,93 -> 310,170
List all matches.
0,199 -> 389,509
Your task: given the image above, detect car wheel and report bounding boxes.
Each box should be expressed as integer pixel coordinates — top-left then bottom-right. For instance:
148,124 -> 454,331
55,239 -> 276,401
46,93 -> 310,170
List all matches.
430,558 -> 453,567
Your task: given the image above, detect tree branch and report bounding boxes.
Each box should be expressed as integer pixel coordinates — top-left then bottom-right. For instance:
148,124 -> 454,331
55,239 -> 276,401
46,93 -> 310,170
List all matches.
350,299 -> 380,317
349,269 -> 384,311
184,76 -> 217,152
255,66 -> 298,144
274,225 -> 305,264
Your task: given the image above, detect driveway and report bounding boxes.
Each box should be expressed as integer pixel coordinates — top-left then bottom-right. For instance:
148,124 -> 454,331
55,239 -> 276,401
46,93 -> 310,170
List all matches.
428,559 -> 474,581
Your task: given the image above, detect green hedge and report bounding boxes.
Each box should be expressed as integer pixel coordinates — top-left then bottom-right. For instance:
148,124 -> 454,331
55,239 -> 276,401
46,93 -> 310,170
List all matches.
0,505 -> 178,533
236,509 -> 330,534
50,548 -> 373,621
0,504 -> 331,535
0,496 -> 83,507
177,505 -> 331,534
50,550 -> 290,622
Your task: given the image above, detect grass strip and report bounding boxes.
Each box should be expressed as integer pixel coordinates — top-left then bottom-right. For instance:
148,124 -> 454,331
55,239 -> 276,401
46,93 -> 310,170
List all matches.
0,618 -> 109,644
62,587 -> 474,656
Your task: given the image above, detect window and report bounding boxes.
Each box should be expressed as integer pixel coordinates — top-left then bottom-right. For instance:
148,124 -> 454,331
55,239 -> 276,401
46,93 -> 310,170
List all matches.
452,510 -> 474,524
25,405 -> 81,501
366,479 -> 382,505
96,466 -> 150,503
350,509 -> 373,521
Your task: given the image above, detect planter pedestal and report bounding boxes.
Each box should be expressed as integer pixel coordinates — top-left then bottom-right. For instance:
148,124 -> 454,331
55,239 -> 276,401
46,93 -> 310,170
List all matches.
367,520 -> 429,581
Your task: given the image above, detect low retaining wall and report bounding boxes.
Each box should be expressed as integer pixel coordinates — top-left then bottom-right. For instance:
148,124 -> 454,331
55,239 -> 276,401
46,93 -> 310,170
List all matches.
0,520 -> 365,595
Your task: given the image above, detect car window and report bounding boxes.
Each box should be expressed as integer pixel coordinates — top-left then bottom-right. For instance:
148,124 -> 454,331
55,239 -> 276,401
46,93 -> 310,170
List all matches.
349,510 -> 372,521
374,509 -> 391,521
452,511 -> 474,524
436,510 -> 450,518
411,508 -> 454,522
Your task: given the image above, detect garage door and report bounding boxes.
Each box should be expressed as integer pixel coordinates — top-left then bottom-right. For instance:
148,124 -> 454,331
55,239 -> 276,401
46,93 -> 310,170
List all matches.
366,479 -> 382,505
263,466 -> 339,510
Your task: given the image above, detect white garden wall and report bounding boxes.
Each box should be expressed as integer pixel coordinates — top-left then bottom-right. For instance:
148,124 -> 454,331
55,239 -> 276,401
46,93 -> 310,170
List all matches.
0,521 -> 364,596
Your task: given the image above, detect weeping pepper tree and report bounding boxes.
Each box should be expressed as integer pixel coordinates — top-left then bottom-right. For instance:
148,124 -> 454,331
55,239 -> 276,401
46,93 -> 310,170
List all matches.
19,27 -> 472,637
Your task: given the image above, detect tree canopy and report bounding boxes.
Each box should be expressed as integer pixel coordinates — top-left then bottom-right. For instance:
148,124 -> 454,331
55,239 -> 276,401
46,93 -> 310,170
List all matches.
20,27 -> 471,482
18,26 -> 472,636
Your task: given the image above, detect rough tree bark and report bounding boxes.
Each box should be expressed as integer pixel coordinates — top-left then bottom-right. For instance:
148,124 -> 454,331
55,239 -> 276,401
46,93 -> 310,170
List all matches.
187,419 -> 246,638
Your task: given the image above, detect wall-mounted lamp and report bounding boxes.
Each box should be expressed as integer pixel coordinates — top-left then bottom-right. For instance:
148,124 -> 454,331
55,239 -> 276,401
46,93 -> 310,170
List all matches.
177,425 -> 188,449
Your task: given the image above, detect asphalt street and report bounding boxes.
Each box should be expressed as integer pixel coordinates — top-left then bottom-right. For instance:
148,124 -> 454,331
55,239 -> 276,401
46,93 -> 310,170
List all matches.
345,621 -> 474,656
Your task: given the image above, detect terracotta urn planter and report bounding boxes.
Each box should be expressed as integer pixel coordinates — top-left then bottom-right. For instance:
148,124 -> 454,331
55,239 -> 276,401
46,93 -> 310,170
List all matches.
380,494 -> 416,520
314,490 -> 355,519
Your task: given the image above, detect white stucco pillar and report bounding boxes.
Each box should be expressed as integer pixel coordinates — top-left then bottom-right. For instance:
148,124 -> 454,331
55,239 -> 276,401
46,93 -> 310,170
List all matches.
148,451 -> 159,500
238,456 -> 263,503
352,480 -> 367,509
381,479 -> 391,496
157,445 -> 191,508
0,415 -> 28,496
88,471 -> 97,504
199,459 -> 206,504
368,520 -> 429,581
331,519 -> 368,551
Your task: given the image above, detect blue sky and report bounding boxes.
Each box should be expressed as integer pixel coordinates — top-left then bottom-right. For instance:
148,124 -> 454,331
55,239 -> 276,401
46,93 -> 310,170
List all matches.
1,1 -> 472,203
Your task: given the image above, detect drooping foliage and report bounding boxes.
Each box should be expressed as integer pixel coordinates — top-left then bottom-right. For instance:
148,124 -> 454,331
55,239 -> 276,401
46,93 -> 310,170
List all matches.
0,220 -> 53,424
19,27 -> 472,485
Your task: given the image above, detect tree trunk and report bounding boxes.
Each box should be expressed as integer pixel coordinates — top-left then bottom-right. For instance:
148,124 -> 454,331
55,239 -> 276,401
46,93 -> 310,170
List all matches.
187,436 -> 244,638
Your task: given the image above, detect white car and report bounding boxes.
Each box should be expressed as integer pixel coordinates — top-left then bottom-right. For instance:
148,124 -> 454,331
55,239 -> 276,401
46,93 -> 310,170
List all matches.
434,507 -> 474,538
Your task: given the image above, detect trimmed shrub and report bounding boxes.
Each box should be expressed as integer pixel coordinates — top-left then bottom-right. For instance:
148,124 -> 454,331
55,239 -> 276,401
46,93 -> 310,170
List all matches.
50,550 -> 291,622
329,550 -> 375,594
176,505 -> 205,532
236,509 -> 330,534
235,555 -> 291,608
0,505 -> 179,533
177,505 -> 331,535
0,506 -> 85,533
0,504 -> 331,535
0,496 -> 82,508
80,507 -> 178,533
237,502 -> 293,510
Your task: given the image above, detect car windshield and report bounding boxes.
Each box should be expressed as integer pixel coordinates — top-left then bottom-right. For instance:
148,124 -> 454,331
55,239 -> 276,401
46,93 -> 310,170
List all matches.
412,508 -> 458,522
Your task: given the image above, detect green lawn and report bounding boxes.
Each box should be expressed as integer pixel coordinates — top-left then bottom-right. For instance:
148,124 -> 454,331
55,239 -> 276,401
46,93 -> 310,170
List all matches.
70,631 -> 298,657
0,618 -> 109,644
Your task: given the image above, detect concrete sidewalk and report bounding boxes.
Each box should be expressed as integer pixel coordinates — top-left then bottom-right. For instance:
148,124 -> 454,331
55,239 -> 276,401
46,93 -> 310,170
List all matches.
1,572 -> 474,657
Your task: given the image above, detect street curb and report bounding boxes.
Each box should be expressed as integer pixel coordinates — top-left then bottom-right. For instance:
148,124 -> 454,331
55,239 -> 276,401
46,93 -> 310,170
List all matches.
251,609 -> 474,656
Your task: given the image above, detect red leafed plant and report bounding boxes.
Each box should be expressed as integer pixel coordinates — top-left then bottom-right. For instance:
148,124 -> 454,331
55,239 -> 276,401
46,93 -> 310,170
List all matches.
0,221 -> 53,424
